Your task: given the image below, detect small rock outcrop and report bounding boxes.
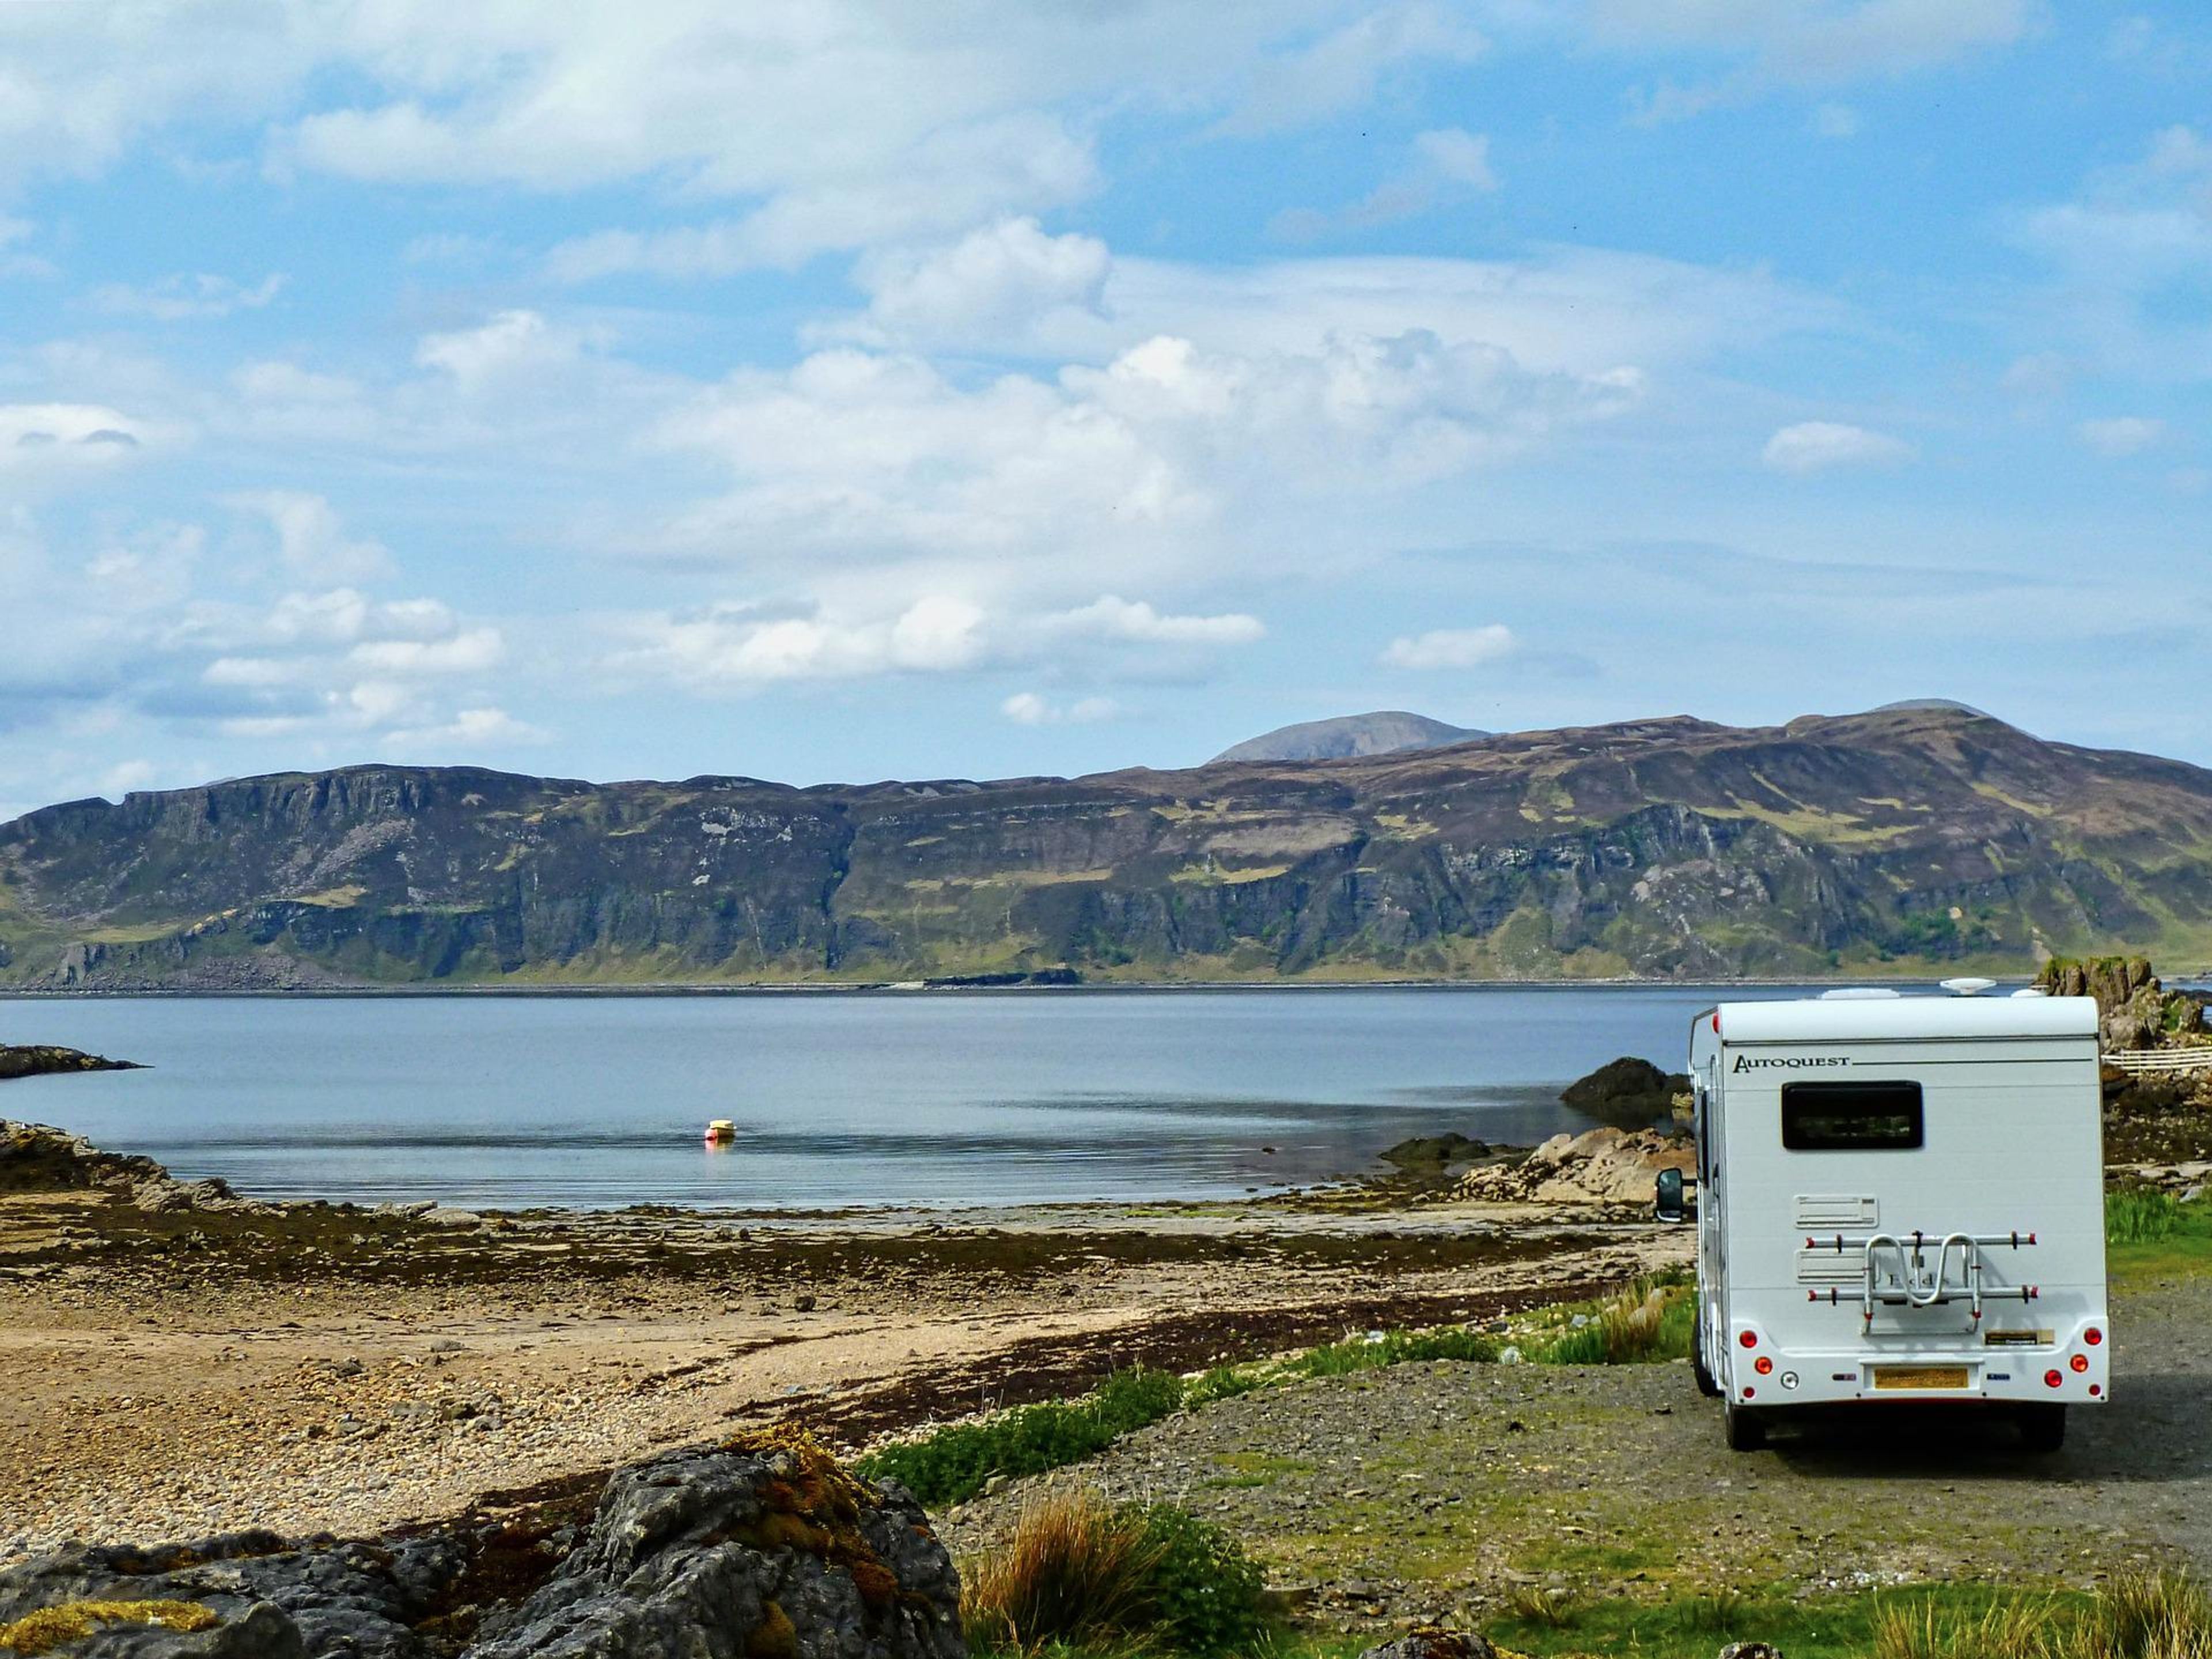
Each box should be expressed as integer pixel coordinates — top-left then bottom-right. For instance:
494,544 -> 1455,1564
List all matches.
0,1432 -> 963,1659
1456,1126 -> 1693,1207
0,1044 -> 142,1083
1560,1056 -> 1691,1130
1378,1132 -> 1491,1172
1357,1628 -> 1497,1659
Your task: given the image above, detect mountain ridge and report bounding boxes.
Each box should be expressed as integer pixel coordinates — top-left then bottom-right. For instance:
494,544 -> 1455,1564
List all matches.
5,705 -> 2210,988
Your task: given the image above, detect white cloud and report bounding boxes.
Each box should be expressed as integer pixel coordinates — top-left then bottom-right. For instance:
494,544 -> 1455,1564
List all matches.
232,361 -> 364,407
1088,249 -> 1841,378
0,214 -> 54,279
402,232 -> 500,266
0,403 -> 159,476
385,706 -> 549,749
1001,691 -> 1121,726
1760,420 -> 1915,475
1809,101 -> 1861,138
2075,416 -> 2165,457
1999,351 -> 2073,401
607,596 -> 990,688
225,491 -> 394,583
637,325 -> 1641,601
1046,596 -> 1265,646
1214,1 -> 1487,136
82,521 -> 203,612
414,309 -> 596,397
1380,623 -> 1516,669
546,116 -> 1100,281
0,507 -> 513,764
97,759 -> 157,796
1269,126 -> 1497,241
348,627 -> 506,677
88,272 -> 285,321
2012,128 -> 2212,379
0,5 -> 315,190
834,218 -> 1112,353
1594,0 -> 2035,85
604,589 -> 1262,692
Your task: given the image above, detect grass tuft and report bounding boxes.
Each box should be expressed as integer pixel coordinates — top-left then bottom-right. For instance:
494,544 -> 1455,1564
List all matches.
961,1493 -> 1267,1657
2108,1188 -> 2186,1247
961,1492 -> 1164,1654
1505,1584 -> 1583,1630
1535,1278 -> 1695,1366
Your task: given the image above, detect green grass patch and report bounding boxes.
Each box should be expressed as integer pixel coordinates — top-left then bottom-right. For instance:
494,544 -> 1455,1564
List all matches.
2108,1193 -> 2212,1285
858,1368 -> 1185,1509
862,1279 -> 1701,1510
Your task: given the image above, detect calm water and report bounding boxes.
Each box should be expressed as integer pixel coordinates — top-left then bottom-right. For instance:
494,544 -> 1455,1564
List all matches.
0,986 -> 1881,1211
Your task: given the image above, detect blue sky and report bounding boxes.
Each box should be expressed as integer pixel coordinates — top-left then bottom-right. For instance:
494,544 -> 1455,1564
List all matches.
2,1 -> 2209,819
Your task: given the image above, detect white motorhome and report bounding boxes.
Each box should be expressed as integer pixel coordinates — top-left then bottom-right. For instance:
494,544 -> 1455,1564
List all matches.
1675,987 -> 2108,1452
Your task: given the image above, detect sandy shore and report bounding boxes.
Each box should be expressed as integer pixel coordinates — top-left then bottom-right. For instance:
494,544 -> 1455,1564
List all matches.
0,1168 -> 1683,1563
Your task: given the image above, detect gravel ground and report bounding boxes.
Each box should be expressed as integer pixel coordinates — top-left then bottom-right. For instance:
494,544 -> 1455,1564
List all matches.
943,1272 -> 2212,1631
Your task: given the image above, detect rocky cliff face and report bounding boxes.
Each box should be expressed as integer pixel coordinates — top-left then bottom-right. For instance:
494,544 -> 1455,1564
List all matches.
4,707 -> 2211,987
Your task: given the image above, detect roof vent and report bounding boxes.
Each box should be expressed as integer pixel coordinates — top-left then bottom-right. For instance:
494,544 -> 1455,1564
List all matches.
1941,977 -> 1998,997
2010,987 -> 2050,998
1820,987 -> 1902,1000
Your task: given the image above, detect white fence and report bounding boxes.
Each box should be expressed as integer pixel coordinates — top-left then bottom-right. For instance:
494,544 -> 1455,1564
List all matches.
2104,1048 -> 2212,1076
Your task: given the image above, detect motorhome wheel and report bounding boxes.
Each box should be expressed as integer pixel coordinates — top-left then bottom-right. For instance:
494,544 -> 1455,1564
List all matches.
1691,1320 -> 1720,1398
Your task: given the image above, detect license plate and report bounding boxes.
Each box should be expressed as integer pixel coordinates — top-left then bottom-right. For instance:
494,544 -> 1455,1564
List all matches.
1873,1365 -> 1969,1391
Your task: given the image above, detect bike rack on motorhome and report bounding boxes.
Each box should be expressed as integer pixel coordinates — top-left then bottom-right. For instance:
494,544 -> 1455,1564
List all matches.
1669,983 -> 2107,1452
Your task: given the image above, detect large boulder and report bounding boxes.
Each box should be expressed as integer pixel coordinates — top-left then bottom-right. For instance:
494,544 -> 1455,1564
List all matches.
470,1435 -> 963,1659
0,1433 -> 964,1659
1559,1057 -> 1691,1130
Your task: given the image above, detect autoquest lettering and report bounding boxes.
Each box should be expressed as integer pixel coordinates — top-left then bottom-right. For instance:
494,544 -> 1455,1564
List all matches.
1731,1054 -> 1852,1073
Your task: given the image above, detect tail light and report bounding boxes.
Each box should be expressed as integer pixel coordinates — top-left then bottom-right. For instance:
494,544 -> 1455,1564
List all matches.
2070,1354 -> 2089,1374
2044,1369 -> 2063,1389
1755,1356 -> 1774,1376
1738,1330 -> 1758,1349
2084,1327 -> 2103,1347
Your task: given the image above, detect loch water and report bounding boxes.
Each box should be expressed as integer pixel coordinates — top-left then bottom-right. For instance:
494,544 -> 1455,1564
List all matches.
1,984 -> 1903,1211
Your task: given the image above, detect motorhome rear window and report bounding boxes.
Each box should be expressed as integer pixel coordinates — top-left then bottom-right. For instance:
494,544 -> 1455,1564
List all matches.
1781,1081 -> 1924,1151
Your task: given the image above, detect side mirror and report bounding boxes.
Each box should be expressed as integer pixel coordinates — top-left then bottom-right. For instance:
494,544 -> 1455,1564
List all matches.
1654,1167 -> 1687,1224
